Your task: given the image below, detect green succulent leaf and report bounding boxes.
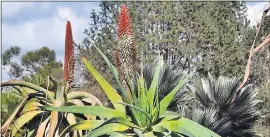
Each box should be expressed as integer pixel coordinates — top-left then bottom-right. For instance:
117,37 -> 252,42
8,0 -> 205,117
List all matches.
64,113 -> 81,137
143,131 -> 160,137
93,45 -> 119,79
93,45 -> 131,104
21,87 -> 38,94
1,80 -> 55,102
109,132 -> 127,137
82,57 -> 125,113
11,110 -> 43,136
116,102 -> 152,124
137,77 -> 149,127
133,128 -> 144,137
87,123 -> 129,137
45,106 -> 126,119
160,111 -> 182,121
22,101 -> 42,114
153,118 -> 221,137
159,76 -> 189,116
26,128 -> 37,137
147,57 -> 162,108
60,120 -> 104,137
110,117 -> 139,129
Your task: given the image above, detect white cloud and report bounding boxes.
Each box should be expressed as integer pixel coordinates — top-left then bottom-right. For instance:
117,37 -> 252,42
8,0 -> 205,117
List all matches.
2,2 -> 35,18
3,6 -> 89,53
247,2 -> 269,26
2,5 -> 92,80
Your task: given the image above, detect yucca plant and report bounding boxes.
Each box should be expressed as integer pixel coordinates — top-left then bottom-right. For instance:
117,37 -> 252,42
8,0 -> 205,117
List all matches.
0,21 -> 102,137
178,74 -> 261,137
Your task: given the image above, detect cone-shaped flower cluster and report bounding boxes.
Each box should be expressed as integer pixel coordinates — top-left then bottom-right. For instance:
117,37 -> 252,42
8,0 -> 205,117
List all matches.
117,5 -> 137,63
114,5 -> 138,102
64,21 -> 75,82
117,5 -> 132,39
114,5 -> 137,74
114,5 -> 137,100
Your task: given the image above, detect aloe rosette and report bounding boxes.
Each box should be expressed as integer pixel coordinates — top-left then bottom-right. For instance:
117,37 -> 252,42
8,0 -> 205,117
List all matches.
0,77 -> 103,137
45,47 -> 221,137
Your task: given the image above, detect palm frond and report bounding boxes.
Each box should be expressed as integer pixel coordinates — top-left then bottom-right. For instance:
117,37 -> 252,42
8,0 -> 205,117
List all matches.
178,74 -> 261,137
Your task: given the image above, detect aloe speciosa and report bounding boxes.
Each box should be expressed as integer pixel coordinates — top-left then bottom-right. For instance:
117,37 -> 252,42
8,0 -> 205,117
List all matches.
0,21 -> 102,137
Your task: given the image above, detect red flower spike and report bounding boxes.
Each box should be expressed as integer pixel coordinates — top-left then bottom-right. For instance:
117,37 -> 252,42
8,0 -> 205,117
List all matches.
117,5 -> 133,39
64,21 -> 75,82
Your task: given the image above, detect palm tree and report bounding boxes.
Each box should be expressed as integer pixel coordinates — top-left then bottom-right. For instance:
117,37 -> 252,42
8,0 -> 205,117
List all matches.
177,74 -> 261,137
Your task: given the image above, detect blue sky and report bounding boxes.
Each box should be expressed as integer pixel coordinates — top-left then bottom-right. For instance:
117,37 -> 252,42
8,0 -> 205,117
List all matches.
1,2 -> 269,81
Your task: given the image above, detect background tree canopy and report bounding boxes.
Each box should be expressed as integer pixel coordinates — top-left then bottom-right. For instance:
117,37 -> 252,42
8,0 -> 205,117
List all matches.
2,46 -> 63,79
78,1 -> 255,80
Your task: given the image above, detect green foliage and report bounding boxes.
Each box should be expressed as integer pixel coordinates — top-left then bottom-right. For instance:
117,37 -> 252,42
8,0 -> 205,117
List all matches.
21,46 -> 63,75
1,89 -> 30,137
254,84 -> 270,137
2,46 -> 23,78
46,50 -> 220,137
1,90 -> 22,123
2,46 -> 21,66
252,15 -> 270,85
178,74 -> 260,137
138,64 -> 190,111
80,1 -> 249,77
22,74 -> 55,91
2,46 -> 63,79
0,78 -> 102,137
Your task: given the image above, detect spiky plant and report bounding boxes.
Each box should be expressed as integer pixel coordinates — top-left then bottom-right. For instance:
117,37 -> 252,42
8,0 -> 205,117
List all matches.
1,78 -> 103,137
45,47 -> 220,137
137,64 -> 190,111
0,21 -> 102,137
178,74 -> 261,137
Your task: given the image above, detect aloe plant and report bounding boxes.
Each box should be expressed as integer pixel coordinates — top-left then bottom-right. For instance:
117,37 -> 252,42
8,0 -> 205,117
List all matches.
45,49 -> 221,137
0,21 -> 102,137
0,77 -> 103,137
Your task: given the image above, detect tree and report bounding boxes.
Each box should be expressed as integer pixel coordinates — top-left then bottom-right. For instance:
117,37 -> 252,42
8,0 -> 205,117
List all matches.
21,46 -> 62,75
79,1 -> 250,78
2,46 -> 23,78
2,46 -> 63,79
2,46 -> 20,66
